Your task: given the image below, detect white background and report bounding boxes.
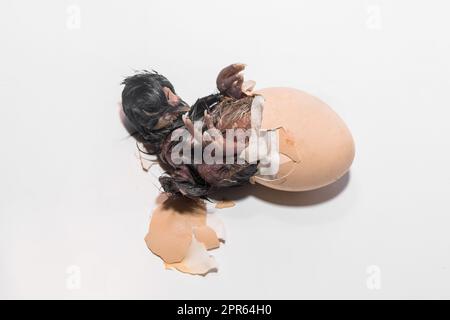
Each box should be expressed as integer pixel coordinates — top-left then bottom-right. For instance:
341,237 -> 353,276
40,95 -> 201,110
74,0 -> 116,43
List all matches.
1,0 -> 449,299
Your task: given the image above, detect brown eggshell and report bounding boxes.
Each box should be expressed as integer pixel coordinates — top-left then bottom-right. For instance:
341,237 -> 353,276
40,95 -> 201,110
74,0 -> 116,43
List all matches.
145,196 -> 222,265
145,205 -> 192,264
165,235 -> 218,276
193,226 -> 220,250
215,200 -> 236,209
253,87 -> 355,191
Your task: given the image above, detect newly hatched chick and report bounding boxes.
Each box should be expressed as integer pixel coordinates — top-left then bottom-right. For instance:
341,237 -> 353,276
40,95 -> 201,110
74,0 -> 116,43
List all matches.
121,64 -> 258,198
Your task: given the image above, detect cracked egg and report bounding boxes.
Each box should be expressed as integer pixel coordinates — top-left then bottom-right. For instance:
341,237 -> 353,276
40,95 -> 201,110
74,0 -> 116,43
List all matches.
252,87 -> 355,191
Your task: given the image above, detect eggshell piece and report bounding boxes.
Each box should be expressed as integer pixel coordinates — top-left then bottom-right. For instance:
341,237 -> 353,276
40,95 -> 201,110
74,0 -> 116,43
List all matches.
145,197 -> 208,264
253,87 -> 355,191
145,206 -> 192,264
215,200 -> 236,209
165,236 -> 218,276
145,195 -> 227,275
193,226 -> 220,250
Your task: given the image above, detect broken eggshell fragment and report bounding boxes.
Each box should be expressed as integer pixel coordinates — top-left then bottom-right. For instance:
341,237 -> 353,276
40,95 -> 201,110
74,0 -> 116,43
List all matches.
215,200 -> 236,209
164,235 -> 218,276
145,195 -> 223,275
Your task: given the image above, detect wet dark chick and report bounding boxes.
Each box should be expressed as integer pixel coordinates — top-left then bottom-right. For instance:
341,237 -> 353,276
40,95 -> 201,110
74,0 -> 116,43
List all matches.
159,95 -> 257,198
121,65 -> 258,198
